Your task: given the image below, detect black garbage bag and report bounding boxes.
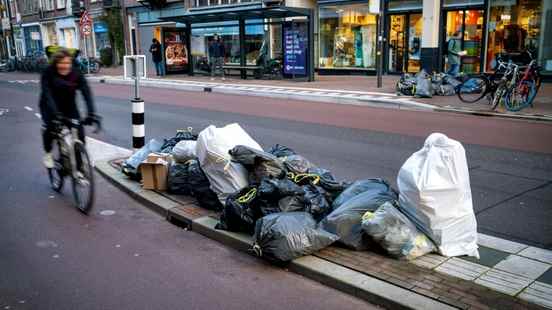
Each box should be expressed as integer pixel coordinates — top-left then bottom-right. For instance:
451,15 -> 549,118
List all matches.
283,155 -> 316,174
167,161 -> 193,195
303,184 -> 331,221
396,73 -> 417,96
229,145 -> 286,183
415,70 -> 433,98
122,139 -> 163,180
187,159 -> 223,211
160,130 -> 198,154
268,144 -> 297,158
307,167 -> 349,202
257,178 -> 305,214
217,187 -> 262,234
319,179 -> 398,250
253,212 -> 339,262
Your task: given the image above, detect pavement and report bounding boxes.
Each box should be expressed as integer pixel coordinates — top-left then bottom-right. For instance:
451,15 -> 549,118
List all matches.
1,73 -> 552,308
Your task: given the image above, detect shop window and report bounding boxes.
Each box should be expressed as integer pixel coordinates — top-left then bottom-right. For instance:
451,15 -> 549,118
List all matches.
445,10 -> 483,74
443,0 -> 483,8
486,0 -> 542,71
319,3 -> 377,69
541,3 -> 552,74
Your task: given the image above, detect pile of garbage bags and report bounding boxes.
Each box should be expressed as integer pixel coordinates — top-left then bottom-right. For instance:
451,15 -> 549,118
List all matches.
121,123 -> 479,263
396,69 -> 462,98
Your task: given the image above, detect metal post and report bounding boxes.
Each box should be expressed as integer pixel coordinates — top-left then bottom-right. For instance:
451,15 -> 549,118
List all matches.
131,57 -> 144,150
376,0 -> 384,88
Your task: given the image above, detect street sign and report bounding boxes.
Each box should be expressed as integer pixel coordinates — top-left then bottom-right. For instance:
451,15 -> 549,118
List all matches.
79,10 -> 92,36
124,55 -> 147,80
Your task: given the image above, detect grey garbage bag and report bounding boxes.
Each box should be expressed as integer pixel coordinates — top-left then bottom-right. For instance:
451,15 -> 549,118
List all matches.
122,139 -> 163,179
307,167 -> 349,203
303,184 -> 331,221
167,161 -> 193,195
415,70 -> 433,98
229,145 -> 286,183
253,212 -> 339,262
443,74 -> 462,88
172,140 -> 197,163
439,84 -> 456,96
268,144 -> 297,158
160,130 -> 198,154
319,179 -> 398,250
396,73 -> 417,96
332,179 -> 388,210
361,202 -> 435,260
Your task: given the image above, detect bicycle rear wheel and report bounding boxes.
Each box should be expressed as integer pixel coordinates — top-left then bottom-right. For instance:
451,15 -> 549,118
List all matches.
72,142 -> 95,214
504,80 -> 535,112
48,140 -> 65,192
457,76 -> 489,103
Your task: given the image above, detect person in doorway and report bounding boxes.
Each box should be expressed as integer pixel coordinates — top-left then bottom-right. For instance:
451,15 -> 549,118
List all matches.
209,34 -> 225,81
149,38 -> 164,76
39,48 -> 100,168
446,31 -> 464,76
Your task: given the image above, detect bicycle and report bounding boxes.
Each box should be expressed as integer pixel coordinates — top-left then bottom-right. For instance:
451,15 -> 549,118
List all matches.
77,57 -> 101,74
48,117 -> 101,214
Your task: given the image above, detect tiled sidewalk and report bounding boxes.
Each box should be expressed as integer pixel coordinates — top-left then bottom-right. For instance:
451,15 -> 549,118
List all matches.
161,187 -> 552,309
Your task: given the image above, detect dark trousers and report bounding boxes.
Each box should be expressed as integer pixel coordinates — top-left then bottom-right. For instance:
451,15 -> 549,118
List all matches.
40,105 -> 85,153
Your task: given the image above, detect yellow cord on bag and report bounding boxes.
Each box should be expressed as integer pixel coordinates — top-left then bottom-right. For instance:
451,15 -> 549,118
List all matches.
287,172 -> 320,185
237,188 -> 257,204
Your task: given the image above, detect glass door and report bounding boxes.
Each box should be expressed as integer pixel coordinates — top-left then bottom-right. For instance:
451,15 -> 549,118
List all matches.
388,14 -> 406,73
407,13 -> 422,72
445,9 -> 484,74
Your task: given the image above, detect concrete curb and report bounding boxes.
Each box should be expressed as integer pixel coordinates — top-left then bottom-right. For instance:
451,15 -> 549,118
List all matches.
95,159 -> 456,310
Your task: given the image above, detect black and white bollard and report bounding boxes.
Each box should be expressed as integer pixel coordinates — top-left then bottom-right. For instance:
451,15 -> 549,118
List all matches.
132,98 -> 145,150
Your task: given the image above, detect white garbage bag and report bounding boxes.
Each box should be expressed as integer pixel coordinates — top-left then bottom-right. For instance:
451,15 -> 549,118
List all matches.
196,124 -> 262,204
397,133 -> 479,258
172,140 -> 197,163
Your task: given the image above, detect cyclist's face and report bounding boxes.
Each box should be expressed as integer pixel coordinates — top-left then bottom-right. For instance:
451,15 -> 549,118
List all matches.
56,57 -> 72,76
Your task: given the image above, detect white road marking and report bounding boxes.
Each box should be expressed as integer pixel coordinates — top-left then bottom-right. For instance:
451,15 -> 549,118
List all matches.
35,113 -> 41,119
24,106 -> 33,111
100,210 -> 116,216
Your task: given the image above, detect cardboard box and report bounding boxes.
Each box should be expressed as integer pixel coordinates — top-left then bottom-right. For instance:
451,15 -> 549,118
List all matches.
140,153 -> 172,191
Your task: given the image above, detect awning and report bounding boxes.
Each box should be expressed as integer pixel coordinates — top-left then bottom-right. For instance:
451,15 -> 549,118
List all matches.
158,5 -> 312,25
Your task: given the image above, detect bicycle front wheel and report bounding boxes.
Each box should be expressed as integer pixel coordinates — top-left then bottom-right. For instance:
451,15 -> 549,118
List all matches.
72,142 -> 95,214
457,76 -> 489,103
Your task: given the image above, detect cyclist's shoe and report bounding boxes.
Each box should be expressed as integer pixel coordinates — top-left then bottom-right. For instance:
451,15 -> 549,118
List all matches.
43,153 -> 54,169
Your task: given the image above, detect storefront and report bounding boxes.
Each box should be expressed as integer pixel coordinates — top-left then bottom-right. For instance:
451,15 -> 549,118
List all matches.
385,0 -> 423,73
318,1 -> 378,73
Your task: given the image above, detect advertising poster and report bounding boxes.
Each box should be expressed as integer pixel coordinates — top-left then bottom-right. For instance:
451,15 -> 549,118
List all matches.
163,30 -> 188,72
283,22 -> 308,76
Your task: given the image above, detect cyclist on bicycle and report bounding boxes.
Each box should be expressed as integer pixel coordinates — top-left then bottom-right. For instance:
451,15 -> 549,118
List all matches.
40,48 -> 101,168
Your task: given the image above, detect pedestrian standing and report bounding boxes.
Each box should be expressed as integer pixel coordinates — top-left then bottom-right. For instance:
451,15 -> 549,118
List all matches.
446,31 -> 465,77
209,34 -> 225,81
149,38 -> 165,76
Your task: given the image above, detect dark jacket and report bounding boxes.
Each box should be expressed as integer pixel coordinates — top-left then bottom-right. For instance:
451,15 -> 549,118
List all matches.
149,42 -> 162,63
208,40 -> 225,58
39,65 -> 95,123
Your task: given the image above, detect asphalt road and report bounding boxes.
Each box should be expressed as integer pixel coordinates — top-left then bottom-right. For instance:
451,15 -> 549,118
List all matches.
0,78 -> 379,309
0,72 -> 551,307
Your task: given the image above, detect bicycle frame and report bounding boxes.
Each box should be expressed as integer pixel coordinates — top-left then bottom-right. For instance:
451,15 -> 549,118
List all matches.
55,120 -> 85,180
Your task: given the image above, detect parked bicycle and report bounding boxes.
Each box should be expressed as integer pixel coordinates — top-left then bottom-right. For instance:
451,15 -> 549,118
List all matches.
457,58 -> 537,112
77,57 -> 101,74
48,117 -> 101,214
